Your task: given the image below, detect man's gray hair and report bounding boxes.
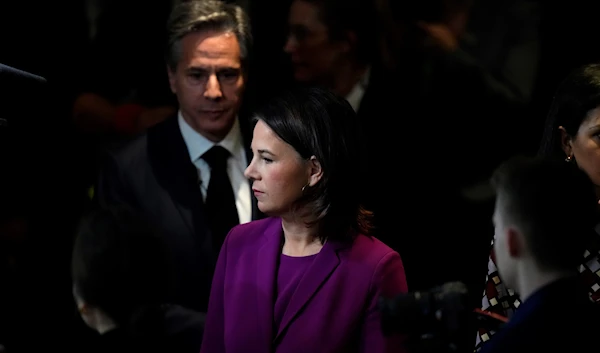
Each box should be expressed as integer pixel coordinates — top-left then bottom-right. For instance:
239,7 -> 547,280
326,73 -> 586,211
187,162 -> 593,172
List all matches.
166,0 -> 252,71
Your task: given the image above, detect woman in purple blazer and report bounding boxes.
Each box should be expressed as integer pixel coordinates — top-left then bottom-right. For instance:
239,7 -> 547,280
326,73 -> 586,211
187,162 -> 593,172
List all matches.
201,86 -> 409,353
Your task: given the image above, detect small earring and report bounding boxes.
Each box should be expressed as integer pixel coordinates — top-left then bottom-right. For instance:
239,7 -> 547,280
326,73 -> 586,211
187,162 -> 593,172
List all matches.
302,184 -> 309,192
565,155 -> 572,163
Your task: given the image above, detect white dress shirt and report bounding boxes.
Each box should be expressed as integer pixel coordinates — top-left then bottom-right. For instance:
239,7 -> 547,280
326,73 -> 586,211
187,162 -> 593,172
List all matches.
345,66 -> 371,112
178,113 -> 252,224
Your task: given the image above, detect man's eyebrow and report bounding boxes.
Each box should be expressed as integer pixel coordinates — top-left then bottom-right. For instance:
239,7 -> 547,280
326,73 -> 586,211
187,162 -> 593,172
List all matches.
186,65 -> 241,72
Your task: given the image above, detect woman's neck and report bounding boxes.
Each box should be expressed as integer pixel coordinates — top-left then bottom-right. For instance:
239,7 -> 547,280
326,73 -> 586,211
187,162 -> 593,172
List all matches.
281,218 -> 323,257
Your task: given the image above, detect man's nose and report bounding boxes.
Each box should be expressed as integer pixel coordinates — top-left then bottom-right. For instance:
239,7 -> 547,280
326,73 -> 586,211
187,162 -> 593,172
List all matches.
204,74 -> 223,100
284,35 -> 297,54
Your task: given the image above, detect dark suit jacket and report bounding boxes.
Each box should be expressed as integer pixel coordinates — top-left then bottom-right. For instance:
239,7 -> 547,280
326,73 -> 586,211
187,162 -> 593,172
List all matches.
96,304 -> 204,353
201,217 -> 409,353
96,116 -> 262,313
479,276 -> 600,353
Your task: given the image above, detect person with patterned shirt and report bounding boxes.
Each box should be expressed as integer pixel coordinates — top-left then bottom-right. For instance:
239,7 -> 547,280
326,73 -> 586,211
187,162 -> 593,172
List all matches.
475,62 -> 600,351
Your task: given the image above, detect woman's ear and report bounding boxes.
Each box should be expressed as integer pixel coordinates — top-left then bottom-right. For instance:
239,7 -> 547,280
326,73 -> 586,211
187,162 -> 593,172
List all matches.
307,156 -> 323,187
559,126 -> 573,158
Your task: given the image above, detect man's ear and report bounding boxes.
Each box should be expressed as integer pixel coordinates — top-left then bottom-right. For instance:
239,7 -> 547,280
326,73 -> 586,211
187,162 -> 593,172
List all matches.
559,126 -> 573,158
307,156 -> 323,187
507,227 -> 524,259
167,64 -> 177,94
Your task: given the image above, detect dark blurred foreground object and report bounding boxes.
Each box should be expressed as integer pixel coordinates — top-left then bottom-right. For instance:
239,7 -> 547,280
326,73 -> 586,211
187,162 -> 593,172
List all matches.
379,282 -> 506,353
0,63 -> 86,352
0,63 -> 47,126
0,63 -> 49,353
0,62 -> 48,231
0,64 -> 46,146
0,63 -> 46,105
0,63 -> 49,228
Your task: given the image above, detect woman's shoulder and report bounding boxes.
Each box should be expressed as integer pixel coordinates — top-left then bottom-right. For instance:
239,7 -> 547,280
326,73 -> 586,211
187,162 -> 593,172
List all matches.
226,217 -> 281,246
342,234 -> 407,293
346,234 -> 401,267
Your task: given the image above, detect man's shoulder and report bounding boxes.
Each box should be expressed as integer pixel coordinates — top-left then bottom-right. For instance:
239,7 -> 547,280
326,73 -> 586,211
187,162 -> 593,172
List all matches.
104,131 -> 150,168
480,298 -> 600,353
105,118 -> 176,167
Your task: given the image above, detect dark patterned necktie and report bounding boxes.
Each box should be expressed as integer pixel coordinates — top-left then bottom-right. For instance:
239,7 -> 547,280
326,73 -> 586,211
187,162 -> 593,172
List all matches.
202,145 -> 239,251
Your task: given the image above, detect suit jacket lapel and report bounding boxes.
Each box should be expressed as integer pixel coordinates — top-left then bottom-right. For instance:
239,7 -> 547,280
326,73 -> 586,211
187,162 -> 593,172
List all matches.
255,219 -> 282,347
148,117 -> 215,259
274,240 -> 346,342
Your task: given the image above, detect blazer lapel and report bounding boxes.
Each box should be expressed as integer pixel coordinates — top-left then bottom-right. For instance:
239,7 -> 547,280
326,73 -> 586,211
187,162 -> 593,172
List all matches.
148,117 -> 214,258
274,240 -> 346,342
256,219 -> 283,347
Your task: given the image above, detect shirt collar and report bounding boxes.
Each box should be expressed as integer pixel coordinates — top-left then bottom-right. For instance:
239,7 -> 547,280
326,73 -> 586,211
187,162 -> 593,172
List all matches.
345,66 -> 371,112
178,111 -> 242,162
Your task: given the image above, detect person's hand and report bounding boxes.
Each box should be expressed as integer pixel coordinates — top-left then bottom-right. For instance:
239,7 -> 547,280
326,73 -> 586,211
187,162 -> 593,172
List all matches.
72,93 -> 116,132
417,21 -> 459,53
135,106 -> 177,131
113,105 -> 175,134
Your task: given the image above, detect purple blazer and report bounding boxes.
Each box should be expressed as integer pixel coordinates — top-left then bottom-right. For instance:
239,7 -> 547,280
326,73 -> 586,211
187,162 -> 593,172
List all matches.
201,217 -> 409,353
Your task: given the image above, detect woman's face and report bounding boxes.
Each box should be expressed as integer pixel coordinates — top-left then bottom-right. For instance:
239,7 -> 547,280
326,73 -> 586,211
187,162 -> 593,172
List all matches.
564,107 -> 600,189
244,120 -> 322,217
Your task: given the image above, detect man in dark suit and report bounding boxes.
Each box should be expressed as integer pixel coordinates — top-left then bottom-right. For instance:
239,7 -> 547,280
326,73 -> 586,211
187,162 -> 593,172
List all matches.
479,156 -> 600,353
96,0 -> 261,314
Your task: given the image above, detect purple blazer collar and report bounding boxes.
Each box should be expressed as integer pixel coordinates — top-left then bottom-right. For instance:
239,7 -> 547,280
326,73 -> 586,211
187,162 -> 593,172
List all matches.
255,218 -> 351,344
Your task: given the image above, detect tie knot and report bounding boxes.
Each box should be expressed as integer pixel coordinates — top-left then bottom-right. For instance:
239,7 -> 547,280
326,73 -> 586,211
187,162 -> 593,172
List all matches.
202,145 -> 230,169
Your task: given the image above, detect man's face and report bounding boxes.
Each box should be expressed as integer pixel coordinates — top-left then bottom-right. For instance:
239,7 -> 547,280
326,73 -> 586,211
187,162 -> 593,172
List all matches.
284,0 -> 348,84
168,30 -> 245,142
